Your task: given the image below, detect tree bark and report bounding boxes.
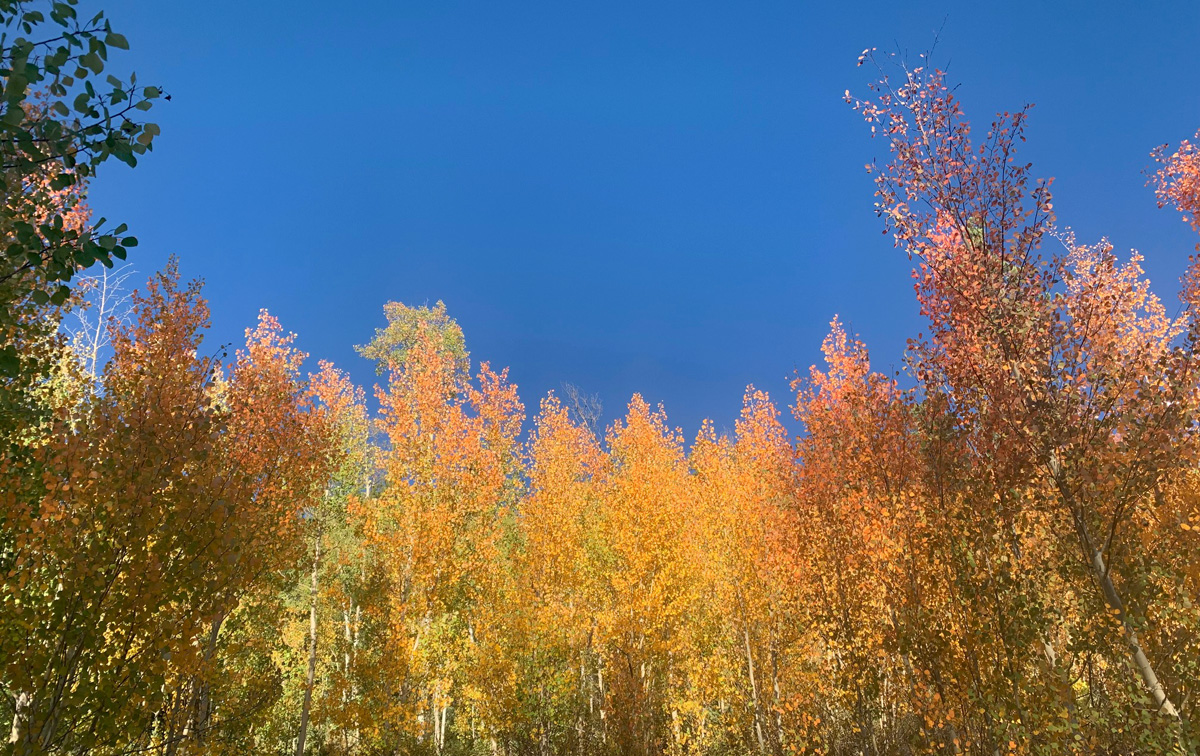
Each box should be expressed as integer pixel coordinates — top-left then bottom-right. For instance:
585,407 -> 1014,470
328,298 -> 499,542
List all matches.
193,615 -> 224,741
1087,531 -> 1179,718
1049,453 -> 1184,724
296,531 -> 322,756
1039,636 -> 1080,730
768,630 -> 785,756
7,691 -> 30,747
744,626 -> 765,754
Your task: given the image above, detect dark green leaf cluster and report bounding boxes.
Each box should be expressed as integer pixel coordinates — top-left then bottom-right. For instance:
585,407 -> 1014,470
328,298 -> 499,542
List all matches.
0,0 -> 161,376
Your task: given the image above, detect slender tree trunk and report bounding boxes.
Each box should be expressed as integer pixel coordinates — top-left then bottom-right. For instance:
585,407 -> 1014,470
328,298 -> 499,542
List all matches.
1048,452 -> 1182,723
744,626 -> 765,754
160,691 -> 182,756
342,605 -> 352,678
163,688 -> 186,756
1039,636 -> 1080,730
1085,528 -> 1179,718
26,629 -> 88,753
173,610 -> 225,754
296,532 -> 322,756
437,702 -> 443,753
441,701 -> 450,752
351,604 -> 361,696
768,631 -> 784,756
194,616 -> 224,741
598,661 -> 607,746
8,691 -> 30,747
340,601 -> 361,749
577,657 -> 586,756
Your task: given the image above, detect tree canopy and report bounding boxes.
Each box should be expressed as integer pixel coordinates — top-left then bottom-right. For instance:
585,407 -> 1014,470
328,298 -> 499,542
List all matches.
2,10 -> 1200,756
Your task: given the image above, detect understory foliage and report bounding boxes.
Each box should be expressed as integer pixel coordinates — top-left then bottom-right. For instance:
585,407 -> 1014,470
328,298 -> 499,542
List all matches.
3,33 -> 1200,756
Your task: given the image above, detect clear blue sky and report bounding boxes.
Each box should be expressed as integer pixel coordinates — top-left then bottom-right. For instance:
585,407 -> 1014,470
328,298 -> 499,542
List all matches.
91,0 -> 1200,436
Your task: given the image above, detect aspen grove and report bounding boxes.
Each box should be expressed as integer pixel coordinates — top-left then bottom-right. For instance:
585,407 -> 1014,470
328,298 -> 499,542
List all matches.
3,7 -> 1200,754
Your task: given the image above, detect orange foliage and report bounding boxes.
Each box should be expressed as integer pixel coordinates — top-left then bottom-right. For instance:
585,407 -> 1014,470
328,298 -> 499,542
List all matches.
6,61 -> 1200,756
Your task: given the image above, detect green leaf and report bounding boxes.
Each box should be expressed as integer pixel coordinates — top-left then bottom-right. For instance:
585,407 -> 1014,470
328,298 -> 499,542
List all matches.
0,346 -> 19,376
105,31 -> 129,50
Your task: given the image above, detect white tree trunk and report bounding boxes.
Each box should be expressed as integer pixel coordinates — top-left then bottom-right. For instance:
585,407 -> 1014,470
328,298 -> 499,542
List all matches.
744,626 -> 765,754
296,533 -> 322,756
1048,451 -> 1184,728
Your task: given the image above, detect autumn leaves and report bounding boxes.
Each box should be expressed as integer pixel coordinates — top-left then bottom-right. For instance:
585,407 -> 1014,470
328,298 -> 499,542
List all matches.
365,355 -> 804,755
843,58 -> 1200,752
0,264 -> 337,753
3,53 -> 1200,755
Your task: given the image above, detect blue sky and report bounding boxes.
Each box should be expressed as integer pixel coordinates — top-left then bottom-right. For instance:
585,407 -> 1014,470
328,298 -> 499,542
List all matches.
91,0 -> 1200,437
